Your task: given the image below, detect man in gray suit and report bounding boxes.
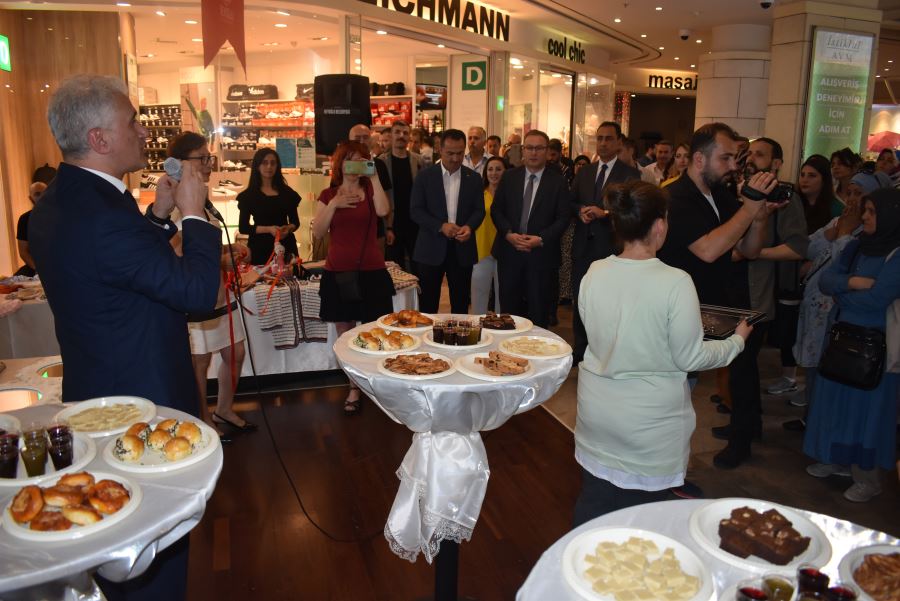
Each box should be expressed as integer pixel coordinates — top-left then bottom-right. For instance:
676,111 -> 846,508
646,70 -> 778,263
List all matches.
378,120 -> 425,271
570,121 -> 642,362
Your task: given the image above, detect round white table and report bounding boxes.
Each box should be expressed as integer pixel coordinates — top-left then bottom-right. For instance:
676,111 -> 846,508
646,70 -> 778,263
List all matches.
335,318 -> 572,600
0,403 -> 223,600
517,498 -> 899,600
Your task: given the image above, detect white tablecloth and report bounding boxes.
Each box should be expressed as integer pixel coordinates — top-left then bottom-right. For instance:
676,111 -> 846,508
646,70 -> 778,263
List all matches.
0,299 -> 60,360
517,498 -> 899,600
334,321 -> 572,563
210,283 -> 418,376
0,403 -> 223,598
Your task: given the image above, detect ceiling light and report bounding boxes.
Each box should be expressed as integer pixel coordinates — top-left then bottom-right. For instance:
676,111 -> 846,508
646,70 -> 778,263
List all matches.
185,20 -> 198,25
877,74 -> 881,78
116,2 -> 131,6
890,60 -> 894,63
885,68 -> 890,71
513,65 -> 524,69
658,46 -> 664,50
143,53 -> 154,58
437,44 -> 445,48
690,64 -> 696,68
274,23 -> 287,28
155,10 -> 165,16
640,34 -> 647,38
590,78 -> 598,84
192,38 -> 202,42
564,80 -> 572,85
552,73 -> 562,78
44,83 -> 49,88
655,6 -> 662,10
676,97 -> 681,100
696,39 -> 702,44
355,58 -> 361,64
630,94 -> 636,98
674,57 -> 679,60
614,18 -> 621,23
276,10 -> 289,16
510,57 -> 521,65
375,30 -> 387,35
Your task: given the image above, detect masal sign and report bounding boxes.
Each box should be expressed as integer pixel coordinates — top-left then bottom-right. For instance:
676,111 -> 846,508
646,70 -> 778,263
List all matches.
648,74 -> 698,90
358,0 -> 510,42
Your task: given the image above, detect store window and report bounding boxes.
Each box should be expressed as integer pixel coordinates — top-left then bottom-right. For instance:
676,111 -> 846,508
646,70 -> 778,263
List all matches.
572,74 -> 614,159
506,56 -> 538,142
538,67 -> 574,156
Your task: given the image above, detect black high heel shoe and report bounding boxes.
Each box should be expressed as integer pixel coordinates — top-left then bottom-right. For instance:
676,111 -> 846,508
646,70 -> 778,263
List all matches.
212,412 -> 258,432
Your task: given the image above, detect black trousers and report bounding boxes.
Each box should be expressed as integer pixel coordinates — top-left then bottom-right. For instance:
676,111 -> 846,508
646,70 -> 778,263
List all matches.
572,468 -> 679,528
385,225 -> 418,274
417,243 -> 472,314
728,322 -> 770,445
97,535 -> 190,601
497,257 -> 553,328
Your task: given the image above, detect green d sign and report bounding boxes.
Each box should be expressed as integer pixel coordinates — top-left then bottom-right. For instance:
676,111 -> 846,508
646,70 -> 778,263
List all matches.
0,35 -> 10,72
462,61 -> 486,91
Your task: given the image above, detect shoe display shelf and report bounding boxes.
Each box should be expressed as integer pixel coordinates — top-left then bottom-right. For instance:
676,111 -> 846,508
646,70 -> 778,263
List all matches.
139,103 -> 182,172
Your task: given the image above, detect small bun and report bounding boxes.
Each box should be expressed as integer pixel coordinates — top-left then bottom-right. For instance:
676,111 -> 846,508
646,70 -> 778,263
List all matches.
147,429 -> 172,451
126,422 -> 152,441
164,437 -> 192,461
175,422 -> 202,447
114,434 -> 145,462
155,419 -> 180,435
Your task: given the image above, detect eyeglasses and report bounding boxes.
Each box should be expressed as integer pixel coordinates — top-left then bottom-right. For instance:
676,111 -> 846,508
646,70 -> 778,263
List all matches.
523,145 -> 547,153
184,155 -> 217,166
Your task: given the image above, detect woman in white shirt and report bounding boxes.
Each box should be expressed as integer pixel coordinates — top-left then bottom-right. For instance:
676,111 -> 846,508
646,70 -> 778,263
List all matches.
574,181 -> 751,525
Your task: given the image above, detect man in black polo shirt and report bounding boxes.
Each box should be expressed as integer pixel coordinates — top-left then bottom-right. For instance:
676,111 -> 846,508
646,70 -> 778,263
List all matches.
658,122 -> 777,469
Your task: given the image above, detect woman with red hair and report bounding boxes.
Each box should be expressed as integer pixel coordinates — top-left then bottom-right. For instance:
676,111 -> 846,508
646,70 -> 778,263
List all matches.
313,140 -> 392,413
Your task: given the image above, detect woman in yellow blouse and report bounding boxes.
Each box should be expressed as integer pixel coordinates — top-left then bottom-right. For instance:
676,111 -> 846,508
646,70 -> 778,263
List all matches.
471,156 -> 507,314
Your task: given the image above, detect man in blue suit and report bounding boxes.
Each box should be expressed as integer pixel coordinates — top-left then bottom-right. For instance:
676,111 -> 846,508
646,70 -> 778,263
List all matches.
29,74 -> 221,601
410,129 -> 485,313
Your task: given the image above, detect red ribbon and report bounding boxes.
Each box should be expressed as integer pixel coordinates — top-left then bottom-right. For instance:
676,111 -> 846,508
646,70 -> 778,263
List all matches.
201,0 -> 247,74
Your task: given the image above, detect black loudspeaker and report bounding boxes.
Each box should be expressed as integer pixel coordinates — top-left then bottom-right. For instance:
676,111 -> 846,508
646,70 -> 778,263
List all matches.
314,74 -> 371,156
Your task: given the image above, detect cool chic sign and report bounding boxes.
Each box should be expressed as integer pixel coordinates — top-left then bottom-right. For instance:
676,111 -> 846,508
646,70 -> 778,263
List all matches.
547,36 -> 586,64
801,28 -> 875,159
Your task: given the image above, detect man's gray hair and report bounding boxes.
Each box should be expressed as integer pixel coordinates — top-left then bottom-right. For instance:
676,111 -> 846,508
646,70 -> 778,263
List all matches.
47,74 -> 128,159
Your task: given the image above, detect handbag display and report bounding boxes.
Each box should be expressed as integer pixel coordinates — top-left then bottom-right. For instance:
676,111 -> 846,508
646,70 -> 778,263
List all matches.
818,322 -> 886,389
227,84 -> 249,101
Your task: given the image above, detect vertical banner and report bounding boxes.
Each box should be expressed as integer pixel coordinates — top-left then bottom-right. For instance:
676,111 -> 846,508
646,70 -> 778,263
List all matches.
201,0 -> 246,74
801,28 -> 874,160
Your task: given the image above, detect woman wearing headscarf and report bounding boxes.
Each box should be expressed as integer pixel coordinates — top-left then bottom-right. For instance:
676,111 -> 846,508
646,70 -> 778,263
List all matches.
803,188 -> 900,502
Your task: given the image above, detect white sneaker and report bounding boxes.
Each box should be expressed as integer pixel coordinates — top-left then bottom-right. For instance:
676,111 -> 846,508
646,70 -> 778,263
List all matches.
806,463 -> 851,478
844,481 -> 882,502
767,377 -> 798,395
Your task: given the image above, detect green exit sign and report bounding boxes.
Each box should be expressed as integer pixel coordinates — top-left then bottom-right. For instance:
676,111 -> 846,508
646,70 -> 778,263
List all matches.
0,35 -> 10,72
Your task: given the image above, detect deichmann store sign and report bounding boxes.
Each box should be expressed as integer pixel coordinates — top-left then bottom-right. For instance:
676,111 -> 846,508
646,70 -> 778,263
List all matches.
358,0 -> 510,42
802,28 -> 875,159
0,34 -> 10,72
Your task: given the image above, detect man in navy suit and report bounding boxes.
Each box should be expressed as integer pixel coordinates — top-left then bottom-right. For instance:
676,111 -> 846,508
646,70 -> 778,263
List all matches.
29,74 -> 221,601
410,128 -> 485,313
570,121 -> 642,362
490,129 -> 572,328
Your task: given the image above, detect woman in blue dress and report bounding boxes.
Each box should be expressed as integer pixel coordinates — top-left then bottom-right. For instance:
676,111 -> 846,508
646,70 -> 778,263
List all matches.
803,188 -> 900,502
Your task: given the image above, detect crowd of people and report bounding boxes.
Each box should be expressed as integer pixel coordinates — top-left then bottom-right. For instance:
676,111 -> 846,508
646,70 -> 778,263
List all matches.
14,76 -> 899,601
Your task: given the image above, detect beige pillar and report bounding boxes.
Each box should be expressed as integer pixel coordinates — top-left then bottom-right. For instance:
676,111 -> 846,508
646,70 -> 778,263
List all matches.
695,24 -> 772,138
765,0 -> 882,180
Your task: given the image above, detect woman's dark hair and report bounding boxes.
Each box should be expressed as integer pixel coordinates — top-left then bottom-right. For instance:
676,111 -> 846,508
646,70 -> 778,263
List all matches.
167,132 -> 206,159
247,147 -> 288,193
605,180 -> 668,242
800,154 -> 838,234
830,147 -> 862,170
482,156 -> 507,189
878,148 -> 895,161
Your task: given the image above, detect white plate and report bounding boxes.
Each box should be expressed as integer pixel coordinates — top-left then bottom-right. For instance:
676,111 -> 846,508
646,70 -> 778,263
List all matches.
0,414 -> 21,433
347,331 -> 421,355
498,335 -> 573,360
477,314 -> 533,335
561,526 -> 714,601
102,419 -> 220,474
688,498 -> 832,572
2,471 -> 142,542
0,432 -> 97,487
838,543 -> 900,601
54,397 -> 157,439
423,330 -> 494,351
455,352 -> 534,382
376,312 -> 435,333
377,353 -> 456,380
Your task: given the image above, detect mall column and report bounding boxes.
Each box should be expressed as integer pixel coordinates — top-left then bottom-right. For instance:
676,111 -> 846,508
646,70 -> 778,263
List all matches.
764,0 -> 882,180
694,24 -> 772,139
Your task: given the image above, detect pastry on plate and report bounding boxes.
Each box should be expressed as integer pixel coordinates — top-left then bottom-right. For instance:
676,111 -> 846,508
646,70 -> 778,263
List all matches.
164,437 -> 192,461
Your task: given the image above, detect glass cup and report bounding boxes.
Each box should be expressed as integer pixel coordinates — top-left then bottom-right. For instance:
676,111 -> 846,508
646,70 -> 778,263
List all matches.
469,324 -> 482,345
22,423 -> 47,449
457,326 -> 470,346
763,574 -> 797,601
0,442 -> 18,478
46,421 -> 71,443
825,583 -> 859,601
48,436 -> 74,470
798,565 -> 830,595
736,578 -> 769,601
20,444 -> 47,477
432,322 -> 445,344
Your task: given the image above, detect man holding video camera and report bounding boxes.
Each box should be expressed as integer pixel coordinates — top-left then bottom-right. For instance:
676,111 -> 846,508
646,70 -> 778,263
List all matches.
658,123 -> 780,469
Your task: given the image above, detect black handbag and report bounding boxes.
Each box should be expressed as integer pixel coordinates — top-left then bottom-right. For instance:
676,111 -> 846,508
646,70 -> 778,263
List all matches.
227,84 -> 249,101
818,322 -> 886,390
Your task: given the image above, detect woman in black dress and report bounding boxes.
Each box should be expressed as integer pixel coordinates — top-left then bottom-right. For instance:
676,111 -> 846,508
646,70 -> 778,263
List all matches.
237,148 -> 302,265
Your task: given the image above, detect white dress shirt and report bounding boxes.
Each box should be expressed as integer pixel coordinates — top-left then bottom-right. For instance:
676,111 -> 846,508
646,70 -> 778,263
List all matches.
640,162 -> 667,186
463,152 -> 493,175
441,164 -> 462,224
595,156 -> 618,186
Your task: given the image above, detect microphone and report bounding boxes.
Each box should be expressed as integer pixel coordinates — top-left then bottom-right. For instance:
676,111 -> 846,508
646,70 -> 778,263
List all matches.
162,157 -> 225,223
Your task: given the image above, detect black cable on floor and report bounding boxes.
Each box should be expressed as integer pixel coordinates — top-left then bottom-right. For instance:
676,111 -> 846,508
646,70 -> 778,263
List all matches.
257,395 -> 385,544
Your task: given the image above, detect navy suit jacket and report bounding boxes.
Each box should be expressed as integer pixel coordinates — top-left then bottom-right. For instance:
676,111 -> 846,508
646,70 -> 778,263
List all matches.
29,164 -> 221,414
410,164 -> 485,266
490,165 -> 572,268
571,159 -> 642,262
